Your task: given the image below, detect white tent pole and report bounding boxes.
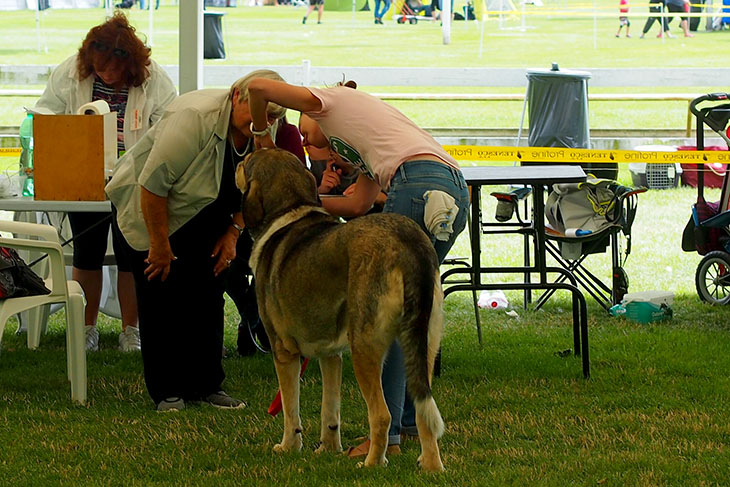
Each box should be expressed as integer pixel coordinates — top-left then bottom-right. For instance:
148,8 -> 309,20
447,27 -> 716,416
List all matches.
479,14 -> 486,57
35,2 -> 41,54
148,0 -> 154,46
442,0 -> 451,44
592,0 -> 597,49
105,0 -> 113,17
352,0 -> 356,23
179,0 -> 203,93
520,0 -> 525,31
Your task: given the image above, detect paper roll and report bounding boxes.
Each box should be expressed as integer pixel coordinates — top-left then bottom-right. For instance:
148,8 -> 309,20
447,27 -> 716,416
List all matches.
77,100 -> 110,115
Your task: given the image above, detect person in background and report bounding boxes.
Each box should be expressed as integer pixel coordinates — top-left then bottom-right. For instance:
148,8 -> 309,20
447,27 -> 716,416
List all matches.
374,0 -> 392,24
639,0 -> 671,38
664,0 -> 694,37
302,0 -> 324,24
35,11 -> 177,352
615,0 -> 631,37
247,77 -> 469,457
106,70 -> 287,412
232,115 -> 305,357
406,0 -> 434,20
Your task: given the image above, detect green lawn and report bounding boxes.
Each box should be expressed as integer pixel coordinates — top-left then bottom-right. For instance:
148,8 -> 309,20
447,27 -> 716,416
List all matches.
2,167 -> 730,485
1,3 -> 730,485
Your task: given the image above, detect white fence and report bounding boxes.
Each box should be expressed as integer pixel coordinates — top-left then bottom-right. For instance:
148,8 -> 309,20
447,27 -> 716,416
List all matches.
1,63 -> 729,88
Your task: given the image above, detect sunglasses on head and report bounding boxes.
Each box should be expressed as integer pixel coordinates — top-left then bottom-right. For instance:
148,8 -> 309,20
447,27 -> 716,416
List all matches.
92,41 -> 129,59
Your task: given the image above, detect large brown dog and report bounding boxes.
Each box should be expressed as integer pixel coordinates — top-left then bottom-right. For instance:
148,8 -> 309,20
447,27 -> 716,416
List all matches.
235,148 -> 444,471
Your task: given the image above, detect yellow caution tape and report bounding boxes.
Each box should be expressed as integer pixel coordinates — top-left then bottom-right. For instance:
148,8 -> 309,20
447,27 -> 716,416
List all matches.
3,145 -> 726,165
443,145 -> 730,164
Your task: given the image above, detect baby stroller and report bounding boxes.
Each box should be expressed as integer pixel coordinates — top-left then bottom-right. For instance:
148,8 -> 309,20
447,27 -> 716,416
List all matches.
682,93 -> 730,305
396,0 -> 431,23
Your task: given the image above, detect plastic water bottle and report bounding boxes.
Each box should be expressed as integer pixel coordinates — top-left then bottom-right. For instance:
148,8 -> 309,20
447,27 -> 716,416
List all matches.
19,113 -> 34,197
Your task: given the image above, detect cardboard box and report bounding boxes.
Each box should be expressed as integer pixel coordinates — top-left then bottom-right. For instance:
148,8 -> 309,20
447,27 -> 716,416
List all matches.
32,113 -> 117,201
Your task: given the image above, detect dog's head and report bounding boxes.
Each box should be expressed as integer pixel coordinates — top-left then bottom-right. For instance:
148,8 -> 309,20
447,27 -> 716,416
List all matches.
235,148 -> 319,234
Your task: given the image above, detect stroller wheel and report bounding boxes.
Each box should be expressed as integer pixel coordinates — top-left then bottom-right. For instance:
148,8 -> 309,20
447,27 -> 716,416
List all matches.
397,16 -> 405,23
409,18 -> 417,24
695,251 -> 730,305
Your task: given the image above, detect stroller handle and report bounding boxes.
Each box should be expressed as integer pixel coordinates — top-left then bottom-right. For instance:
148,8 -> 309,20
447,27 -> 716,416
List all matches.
689,92 -> 730,117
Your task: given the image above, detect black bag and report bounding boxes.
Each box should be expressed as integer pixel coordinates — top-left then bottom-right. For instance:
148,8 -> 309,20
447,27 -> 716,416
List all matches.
0,247 -> 52,299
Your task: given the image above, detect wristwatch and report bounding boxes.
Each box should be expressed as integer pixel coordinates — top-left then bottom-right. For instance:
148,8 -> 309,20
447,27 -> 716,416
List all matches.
231,222 -> 244,236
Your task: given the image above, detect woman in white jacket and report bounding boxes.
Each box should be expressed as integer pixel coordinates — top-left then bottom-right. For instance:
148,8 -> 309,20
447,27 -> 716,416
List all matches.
35,11 -> 177,352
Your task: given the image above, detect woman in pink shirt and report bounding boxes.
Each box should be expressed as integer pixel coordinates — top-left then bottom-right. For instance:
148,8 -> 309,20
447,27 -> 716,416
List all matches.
247,78 -> 469,458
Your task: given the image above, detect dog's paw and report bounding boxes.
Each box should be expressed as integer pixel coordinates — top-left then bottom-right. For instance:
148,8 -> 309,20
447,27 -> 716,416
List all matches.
417,454 -> 445,472
315,440 -> 343,454
363,455 -> 388,467
273,437 -> 303,453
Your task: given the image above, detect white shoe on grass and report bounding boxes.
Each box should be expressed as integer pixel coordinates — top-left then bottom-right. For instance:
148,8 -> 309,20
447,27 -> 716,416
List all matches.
85,325 -> 99,352
119,326 -> 141,352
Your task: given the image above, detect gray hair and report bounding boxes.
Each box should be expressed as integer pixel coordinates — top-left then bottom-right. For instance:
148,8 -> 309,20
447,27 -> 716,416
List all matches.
230,69 -> 287,120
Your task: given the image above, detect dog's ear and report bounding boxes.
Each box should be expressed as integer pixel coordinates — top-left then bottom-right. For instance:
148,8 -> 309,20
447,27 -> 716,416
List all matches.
242,179 -> 265,230
235,153 -> 254,192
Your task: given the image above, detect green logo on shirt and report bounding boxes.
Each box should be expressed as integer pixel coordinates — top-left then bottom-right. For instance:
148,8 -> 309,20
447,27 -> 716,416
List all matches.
329,137 -> 373,180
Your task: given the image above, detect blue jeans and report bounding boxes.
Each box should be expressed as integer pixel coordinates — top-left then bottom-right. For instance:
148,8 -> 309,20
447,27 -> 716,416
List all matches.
374,0 -> 392,19
381,160 -> 469,445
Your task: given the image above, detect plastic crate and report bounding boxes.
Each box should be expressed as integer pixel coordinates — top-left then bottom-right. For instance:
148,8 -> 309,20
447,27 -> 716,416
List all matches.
629,163 -> 682,189
629,145 -> 683,190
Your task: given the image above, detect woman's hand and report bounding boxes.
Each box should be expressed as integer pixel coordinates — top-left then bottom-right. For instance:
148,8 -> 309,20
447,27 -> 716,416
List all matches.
211,227 -> 239,276
144,239 -> 176,282
253,133 -> 275,150
319,160 -> 342,194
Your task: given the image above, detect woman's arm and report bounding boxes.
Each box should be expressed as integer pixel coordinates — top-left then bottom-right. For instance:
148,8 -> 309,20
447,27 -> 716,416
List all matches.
321,174 -> 383,218
148,62 -> 178,125
140,187 -> 175,282
247,79 -> 322,149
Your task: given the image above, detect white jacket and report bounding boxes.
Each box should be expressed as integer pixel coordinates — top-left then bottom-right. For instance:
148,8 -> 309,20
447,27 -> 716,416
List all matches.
35,54 -> 177,150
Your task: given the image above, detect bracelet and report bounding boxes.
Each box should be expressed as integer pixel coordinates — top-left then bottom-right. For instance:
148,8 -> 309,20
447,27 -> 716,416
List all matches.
249,122 -> 271,137
230,222 -> 244,236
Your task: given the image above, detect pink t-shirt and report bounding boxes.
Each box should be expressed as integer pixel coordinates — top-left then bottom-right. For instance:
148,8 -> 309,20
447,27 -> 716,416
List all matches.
619,0 -> 628,13
306,86 -> 459,190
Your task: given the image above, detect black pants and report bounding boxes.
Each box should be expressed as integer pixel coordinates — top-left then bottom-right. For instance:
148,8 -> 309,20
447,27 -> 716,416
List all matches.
642,3 -> 669,34
122,209 -> 229,405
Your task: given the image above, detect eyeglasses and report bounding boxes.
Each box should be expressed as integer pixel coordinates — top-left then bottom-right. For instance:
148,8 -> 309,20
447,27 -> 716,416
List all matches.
92,41 -> 129,59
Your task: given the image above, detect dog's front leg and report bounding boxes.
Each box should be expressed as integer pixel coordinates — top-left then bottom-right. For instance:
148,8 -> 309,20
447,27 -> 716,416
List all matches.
272,339 -> 304,453
316,354 -> 343,454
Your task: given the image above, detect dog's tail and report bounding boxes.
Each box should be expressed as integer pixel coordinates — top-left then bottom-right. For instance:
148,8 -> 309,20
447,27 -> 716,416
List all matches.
400,261 -> 445,439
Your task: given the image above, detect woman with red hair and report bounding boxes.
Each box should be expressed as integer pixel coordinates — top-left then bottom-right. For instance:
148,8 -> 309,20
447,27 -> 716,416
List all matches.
36,11 -> 177,353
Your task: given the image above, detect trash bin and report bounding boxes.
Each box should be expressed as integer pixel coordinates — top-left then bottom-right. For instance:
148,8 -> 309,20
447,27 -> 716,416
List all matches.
203,12 -> 226,60
524,65 -> 617,180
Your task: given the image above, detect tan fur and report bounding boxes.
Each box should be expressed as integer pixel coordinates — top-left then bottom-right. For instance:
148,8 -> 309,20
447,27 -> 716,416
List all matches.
239,149 -> 444,472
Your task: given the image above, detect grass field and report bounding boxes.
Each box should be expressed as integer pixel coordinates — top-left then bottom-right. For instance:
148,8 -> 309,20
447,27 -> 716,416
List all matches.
1,2 -> 730,485
1,1 -> 729,128
1,167 -> 729,486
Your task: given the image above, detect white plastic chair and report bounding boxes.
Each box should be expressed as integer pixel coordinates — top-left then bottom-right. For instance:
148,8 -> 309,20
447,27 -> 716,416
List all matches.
0,220 -> 87,404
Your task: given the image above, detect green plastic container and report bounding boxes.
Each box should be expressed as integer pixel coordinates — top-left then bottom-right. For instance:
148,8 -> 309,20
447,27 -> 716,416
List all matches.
624,301 -> 673,324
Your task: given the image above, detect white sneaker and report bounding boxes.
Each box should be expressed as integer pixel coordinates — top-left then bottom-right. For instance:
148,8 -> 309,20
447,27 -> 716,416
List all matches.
119,326 -> 141,352
85,325 -> 99,352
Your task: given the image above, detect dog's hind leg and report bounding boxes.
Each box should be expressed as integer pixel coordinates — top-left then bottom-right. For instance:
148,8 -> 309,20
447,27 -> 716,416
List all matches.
316,354 -> 343,453
272,338 -> 304,453
414,282 -> 445,472
350,345 -> 391,467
